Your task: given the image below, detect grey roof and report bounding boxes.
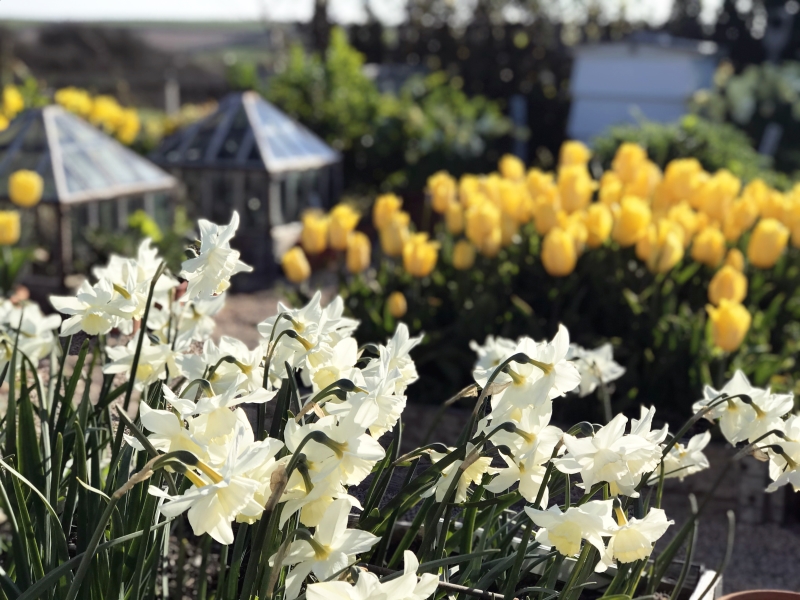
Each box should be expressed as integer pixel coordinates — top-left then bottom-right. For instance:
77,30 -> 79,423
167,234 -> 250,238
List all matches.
150,91 -> 341,174
0,106 -> 177,204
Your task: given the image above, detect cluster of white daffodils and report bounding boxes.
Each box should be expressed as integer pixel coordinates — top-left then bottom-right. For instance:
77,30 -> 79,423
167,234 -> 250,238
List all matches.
47,212 -> 432,599
462,328 -> 706,573
693,370 -> 799,493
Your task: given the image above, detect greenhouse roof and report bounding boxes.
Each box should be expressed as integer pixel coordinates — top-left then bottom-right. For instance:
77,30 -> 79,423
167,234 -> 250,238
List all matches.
0,106 -> 177,205
150,91 -> 341,173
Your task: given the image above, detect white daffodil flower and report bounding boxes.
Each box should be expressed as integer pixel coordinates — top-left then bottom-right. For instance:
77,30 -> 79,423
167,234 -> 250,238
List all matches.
0,300 -> 61,371
692,370 -> 767,444
347,356 -> 406,436
486,450 -> 550,504
422,444 -> 494,503
731,391 -> 793,444
181,211 -> 252,301
306,550 -> 438,600
127,401 -> 206,460
767,415 -> 800,492
103,335 -> 181,389
364,323 -> 423,394
51,278 -> 138,336
555,412 -> 662,497
307,337 -> 365,394
568,343 -> 626,397
174,293 -> 227,344
470,334 -> 517,372
278,497 -> 379,600
655,431 -> 711,482
525,500 -> 615,557
315,413 -> 386,486
154,427 -> 264,544
596,507 -> 673,572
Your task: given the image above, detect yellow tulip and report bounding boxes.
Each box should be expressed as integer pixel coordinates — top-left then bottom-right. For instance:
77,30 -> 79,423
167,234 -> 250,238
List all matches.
542,227 -> 577,277
0,211 -> 20,246
667,202 -> 701,247
9,169 -> 44,208
481,173 -> 503,206
558,164 -> 596,213
559,141 -> 592,167
452,240 -> 476,270
585,203 -> 613,248
2,85 -> 24,119
599,171 -> 624,207
500,181 -> 530,224
90,95 -> 124,132
328,204 -> 361,251
693,169 -> 741,223
707,299 -> 751,352
55,87 -> 93,117
0,115 -> 8,132
611,142 -> 648,184
387,291 -> 407,318
724,248 -> 745,272
624,160 -> 662,200
478,226 -> 502,257
526,169 -> 555,200
300,210 -> 329,255
635,220 -> 684,274
741,178 -> 770,209
747,218 -> 789,269
281,247 -> 311,283
663,158 -> 704,206
611,196 -> 651,247
690,225 -> 725,267
380,211 -> 410,257
499,154 -> 525,181
459,174 -> 481,206
373,193 -> 402,231
445,202 -> 464,235
760,190 -> 787,222
403,233 -> 440,278
116,108 -> 141,145
428,171 -> 457,213
558,211 -> 588,254
501,214 -> 519,247
708,265 -> 747,306
346,232 -> 371,274
465,201 -> 501,248
723,198 -> 758,241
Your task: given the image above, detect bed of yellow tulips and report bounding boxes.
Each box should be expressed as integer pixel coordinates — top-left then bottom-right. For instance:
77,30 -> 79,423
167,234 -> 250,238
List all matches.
281,141 -> 800,422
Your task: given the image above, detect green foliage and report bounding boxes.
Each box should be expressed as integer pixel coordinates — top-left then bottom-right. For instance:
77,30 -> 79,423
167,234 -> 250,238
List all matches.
592,115 -> 791,189
263,27 -> 511,192
692,61 -> 800,179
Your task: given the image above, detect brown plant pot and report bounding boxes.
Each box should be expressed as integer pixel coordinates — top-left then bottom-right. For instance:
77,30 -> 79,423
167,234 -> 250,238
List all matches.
720,592 -> 800,600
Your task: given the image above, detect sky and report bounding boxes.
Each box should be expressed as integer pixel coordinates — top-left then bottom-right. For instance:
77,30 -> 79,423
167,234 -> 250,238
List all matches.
0,0 -> 719,26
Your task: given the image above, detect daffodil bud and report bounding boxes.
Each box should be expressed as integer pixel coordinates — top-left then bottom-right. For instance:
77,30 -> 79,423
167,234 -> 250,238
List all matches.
300,210 -> 329,255
611,196 -> 651,247
708,265 -> 747,306
281,247 -> 311,283
0,211 -> 21,246
379,211 -> 410,257
387,291 -> 407,318
328,204 -> 360,251
499,154 -> 525,181
345,231 -> 371,274
747,218 -> 789,269
707,299 -> 751,352
541,227 -> 577,277
690,225 -> 725,267
372,193 -> 402,230
452,239 -> 476,270
9,170 -> 44,208
402,233 -> 440,278
585,203 -> 613,248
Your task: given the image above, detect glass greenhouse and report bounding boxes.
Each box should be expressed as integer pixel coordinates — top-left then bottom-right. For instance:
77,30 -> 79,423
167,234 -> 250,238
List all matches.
0,105 -> 178,291
150,91 -> 342,289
